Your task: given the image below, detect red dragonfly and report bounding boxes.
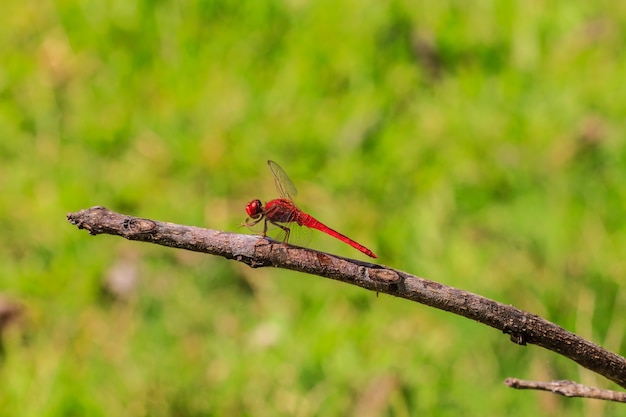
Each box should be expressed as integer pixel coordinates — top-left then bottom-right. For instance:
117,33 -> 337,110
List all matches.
244,160 -> 377,258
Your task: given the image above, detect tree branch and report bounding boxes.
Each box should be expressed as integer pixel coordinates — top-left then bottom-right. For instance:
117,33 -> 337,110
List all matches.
505,378 -> 626,402
66,206 -> 626,394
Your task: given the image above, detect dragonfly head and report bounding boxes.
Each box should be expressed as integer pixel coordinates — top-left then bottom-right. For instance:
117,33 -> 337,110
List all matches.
245,199 -> 264,219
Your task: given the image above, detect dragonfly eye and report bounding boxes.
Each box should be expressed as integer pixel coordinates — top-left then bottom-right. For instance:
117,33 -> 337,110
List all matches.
245,199 -> 263,217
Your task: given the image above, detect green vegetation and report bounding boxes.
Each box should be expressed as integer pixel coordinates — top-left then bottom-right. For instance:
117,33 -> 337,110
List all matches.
1,0 -> 625,415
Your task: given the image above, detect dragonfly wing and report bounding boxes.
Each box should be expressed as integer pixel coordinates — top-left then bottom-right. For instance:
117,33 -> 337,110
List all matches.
272,221 -> 313,247
268,160 -> 298,201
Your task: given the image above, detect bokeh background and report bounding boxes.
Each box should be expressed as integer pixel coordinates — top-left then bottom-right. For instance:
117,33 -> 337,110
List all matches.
2,0 -> 625,415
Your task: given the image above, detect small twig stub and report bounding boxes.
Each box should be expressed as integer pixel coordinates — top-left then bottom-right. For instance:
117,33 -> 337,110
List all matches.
505,378 -> 626,403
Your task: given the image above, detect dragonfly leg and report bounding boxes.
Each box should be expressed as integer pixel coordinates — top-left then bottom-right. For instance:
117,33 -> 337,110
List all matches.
243,215 -> 263,228
268,220 -> 291,243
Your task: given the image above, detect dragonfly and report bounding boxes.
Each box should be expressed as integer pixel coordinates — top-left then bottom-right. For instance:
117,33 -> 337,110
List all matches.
244,160 -> 377,258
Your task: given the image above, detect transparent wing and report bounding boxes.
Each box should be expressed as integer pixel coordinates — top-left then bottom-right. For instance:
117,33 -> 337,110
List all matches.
273,222 -> 313,247
267,160 -> 298,202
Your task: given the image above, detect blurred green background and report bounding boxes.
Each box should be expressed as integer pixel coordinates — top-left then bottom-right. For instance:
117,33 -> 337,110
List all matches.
1,0 -> 625,415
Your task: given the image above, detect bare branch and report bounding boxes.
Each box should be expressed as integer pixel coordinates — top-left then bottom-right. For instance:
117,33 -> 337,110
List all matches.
66,206 -> 626,392
505,378 -> 626,402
